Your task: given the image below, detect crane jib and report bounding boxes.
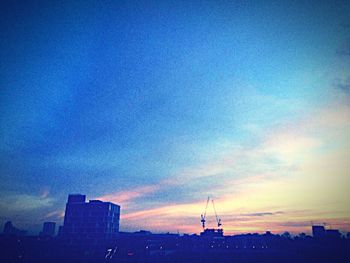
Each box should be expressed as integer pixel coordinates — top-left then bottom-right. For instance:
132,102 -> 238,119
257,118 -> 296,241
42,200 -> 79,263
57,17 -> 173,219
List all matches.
200,196 -> 223,230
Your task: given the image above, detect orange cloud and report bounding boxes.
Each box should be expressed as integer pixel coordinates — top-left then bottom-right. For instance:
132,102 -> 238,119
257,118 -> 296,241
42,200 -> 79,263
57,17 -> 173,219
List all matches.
99,99 -> 350,235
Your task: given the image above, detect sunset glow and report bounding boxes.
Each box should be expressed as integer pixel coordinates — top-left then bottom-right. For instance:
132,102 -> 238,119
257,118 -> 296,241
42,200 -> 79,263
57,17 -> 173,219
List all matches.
1,0 -> 349,235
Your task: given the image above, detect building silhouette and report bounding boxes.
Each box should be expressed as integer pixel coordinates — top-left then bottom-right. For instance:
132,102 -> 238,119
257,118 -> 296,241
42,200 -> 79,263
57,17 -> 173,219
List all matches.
2,221 -> 26,236
200,228 -> 224,237
312,225 -> 326,238
40,222 -> 56,237
0,194 -> 349,263
326,229 -> 341,239
61,194 -> 120,244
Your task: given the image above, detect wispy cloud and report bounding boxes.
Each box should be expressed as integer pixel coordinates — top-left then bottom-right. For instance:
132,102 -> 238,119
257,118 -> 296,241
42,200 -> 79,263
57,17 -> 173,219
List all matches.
40,187 -> 50,199
112,96 -> 350,234
43,210 -> 65,220
334,77 -> 350,94
0,193 -> 54,211
97,185 -> 160,205
240,212 -> 284,217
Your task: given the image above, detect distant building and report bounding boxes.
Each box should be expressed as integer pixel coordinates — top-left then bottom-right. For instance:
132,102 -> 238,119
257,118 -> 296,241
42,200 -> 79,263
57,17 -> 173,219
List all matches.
61,194 -> 120,243
3,221 -> 27,236
200,228 -> 224,237
312,225 -> 326,238
326,229 -> 341,239
40,222 -> 56,237
57,225 -> 63,237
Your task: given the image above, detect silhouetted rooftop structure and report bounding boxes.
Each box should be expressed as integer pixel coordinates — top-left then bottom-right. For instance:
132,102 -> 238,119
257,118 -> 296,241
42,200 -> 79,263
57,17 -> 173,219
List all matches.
61,194 -> 120,244
326,229 -> 341,239
312,225 -> 326,238
40,222 -> 56,237
2,221 -> 26,237
67,194 -> 86,203
200,228 -> 224,237
1,197 -> 350,263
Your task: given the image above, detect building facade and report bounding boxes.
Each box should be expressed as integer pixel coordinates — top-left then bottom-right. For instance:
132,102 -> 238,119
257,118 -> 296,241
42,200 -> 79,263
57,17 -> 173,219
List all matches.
61,194 -> 120,244
3,221 -> 26,236
40,222 -> 56,237
312,225 -> 326,238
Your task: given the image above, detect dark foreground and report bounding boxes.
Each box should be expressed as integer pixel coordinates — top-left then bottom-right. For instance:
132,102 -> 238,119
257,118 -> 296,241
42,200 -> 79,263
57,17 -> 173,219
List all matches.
0,232 -> 349,263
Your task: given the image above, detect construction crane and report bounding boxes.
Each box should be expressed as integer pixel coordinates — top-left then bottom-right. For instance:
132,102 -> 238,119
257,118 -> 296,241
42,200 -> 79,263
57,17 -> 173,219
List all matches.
212,199 -> 222,228
200,197 -> 222,229
200,197 -> 210,229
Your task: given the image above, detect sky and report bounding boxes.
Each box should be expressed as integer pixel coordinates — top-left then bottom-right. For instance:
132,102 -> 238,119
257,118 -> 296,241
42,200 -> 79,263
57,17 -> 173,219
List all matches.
0,0 -> 350,235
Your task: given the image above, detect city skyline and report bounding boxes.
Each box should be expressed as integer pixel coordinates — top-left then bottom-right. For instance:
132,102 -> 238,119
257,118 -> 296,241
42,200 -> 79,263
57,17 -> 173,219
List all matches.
2,194 -> 348,263
1,193 -> 348,237
1,1 -> 350,235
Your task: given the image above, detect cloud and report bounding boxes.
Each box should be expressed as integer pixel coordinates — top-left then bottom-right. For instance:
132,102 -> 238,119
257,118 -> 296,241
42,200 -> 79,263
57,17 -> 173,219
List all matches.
97,185 -> 160,205
40,187 -> 50,199
334,77 -> 350,94
240,211 -> 284,217
89,88 -> 350,235
0,193 -> 54,211
0,194 -> 57,235
44,210 -> 65,220
120,97 -> 350,234
279,221 -> 313,227
0,192 -> 56,233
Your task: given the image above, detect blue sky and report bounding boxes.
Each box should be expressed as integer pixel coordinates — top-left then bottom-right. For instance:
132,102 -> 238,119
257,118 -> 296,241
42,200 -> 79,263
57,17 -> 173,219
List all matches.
1,0 -> 350,234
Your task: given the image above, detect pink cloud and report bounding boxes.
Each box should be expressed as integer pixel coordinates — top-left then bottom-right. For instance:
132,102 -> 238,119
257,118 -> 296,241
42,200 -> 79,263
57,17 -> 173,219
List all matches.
97,99 -> 350,235
97,185 -> 159,205
44,210 -> 65,219
40,188 -> 50,199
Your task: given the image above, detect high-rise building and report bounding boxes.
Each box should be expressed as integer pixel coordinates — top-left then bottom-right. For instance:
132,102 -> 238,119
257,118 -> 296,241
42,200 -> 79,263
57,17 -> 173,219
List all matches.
312,225 -> 326,238
3,221 -> 27,236
61,194 -> 120,244
40,222 -> 56,237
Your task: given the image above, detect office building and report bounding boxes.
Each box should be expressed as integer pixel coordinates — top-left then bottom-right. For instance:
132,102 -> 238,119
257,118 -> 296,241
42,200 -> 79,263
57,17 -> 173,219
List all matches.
312,225 -> 326,238
40,222 -> 56,237
3,221 -> 27,236
61,194 -> 120,243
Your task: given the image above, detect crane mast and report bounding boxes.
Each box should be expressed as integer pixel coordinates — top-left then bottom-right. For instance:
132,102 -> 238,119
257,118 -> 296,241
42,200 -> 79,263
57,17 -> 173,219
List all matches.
200,197 -> 222,230
212,199 -> 222,228
200,197 -> 210,229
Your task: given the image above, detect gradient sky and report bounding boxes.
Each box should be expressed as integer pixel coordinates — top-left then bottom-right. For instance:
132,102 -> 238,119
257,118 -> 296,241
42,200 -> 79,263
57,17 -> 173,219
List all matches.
1,0 -> 350,235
